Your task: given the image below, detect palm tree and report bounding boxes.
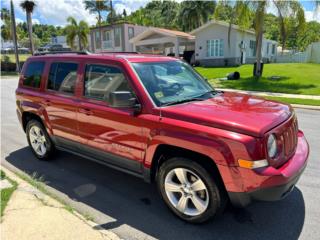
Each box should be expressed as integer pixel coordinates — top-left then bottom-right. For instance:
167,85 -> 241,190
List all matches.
65,17 -> 89,51
178,1 -> 215,32
10,0 -> 20,71
20,0 -> 36,54
273,0 -> 305,54
84,0 -> 109,50
251,0 -> 267,77
214,0 -> 306,77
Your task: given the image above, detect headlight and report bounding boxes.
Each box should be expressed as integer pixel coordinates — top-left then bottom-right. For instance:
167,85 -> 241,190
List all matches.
267,134 -> 277,158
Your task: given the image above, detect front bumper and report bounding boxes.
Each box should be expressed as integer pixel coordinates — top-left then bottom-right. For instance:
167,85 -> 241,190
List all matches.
226,131 -> 309,207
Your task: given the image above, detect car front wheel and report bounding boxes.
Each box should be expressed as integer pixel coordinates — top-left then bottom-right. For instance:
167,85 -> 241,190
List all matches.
157,157 -> 226,223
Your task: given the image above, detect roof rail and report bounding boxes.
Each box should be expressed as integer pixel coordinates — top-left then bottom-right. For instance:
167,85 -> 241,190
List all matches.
100,51 -> 140,54
33,50 -> 91,56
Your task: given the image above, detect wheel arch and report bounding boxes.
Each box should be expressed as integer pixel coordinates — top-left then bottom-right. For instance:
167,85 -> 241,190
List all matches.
22,111 -> 52,135
148,144 -> 226,192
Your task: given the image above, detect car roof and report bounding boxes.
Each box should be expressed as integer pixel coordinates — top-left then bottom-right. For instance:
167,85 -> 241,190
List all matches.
29,53 -> 178,63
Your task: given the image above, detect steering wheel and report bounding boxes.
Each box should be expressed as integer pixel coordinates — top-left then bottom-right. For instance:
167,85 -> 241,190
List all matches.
169,82 -> 184,94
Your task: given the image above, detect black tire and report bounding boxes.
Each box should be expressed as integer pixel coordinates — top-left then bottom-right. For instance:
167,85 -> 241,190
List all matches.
157,157 -> 227,223
26,119 -> 55,160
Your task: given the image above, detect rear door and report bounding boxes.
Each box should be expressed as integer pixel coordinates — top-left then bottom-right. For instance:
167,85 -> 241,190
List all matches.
43,60 -> 81,146
77,61 -> 145,173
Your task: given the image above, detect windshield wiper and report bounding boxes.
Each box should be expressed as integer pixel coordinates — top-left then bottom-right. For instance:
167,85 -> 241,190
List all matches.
161,97 -> 206,107
160,90 -> 221,107
193,90 -> 220,99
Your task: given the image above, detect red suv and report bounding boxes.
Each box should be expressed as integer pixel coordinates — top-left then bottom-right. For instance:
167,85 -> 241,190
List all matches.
16,52 -> 309,223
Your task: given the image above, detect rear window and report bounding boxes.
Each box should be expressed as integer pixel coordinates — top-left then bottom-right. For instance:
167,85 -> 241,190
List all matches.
47,62 -> 78,94
23,61 -> 45,88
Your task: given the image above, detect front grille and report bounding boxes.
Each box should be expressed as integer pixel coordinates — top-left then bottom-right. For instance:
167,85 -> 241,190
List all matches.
280,119 -> 298,158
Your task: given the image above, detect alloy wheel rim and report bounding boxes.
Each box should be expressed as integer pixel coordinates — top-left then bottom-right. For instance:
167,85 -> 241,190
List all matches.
29,126 -> 47,157
164,168 -> 209,216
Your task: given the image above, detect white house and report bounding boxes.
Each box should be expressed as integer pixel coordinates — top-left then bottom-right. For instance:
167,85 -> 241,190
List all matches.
90,23 -> 148,53
129,27 -> 195,57
190,20 -> 277,66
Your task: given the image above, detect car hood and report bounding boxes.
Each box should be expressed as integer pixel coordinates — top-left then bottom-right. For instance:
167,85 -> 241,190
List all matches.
161,92 -> 292,137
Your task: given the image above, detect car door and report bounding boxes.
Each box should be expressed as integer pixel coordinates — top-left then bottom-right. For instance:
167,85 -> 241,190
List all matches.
43,60 -> 81,146
77,61 -> 145,173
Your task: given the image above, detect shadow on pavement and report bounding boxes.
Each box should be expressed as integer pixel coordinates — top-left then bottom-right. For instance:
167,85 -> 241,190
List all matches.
5,147 -> 305,240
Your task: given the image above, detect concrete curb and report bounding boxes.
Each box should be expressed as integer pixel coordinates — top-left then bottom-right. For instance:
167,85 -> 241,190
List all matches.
216,88 -> 320,110
291,104 -> 320,111
217,88 -> 320,100
1,165 -> 121,240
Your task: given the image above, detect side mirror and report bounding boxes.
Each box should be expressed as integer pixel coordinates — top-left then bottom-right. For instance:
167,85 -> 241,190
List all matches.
109,91 -> 140,110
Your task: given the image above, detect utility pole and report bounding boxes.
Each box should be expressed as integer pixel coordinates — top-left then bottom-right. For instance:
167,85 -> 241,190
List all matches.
10,0 -> 20,72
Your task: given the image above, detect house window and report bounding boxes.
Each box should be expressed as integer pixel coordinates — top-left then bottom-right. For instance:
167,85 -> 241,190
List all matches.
103,30 -> 111,41
128,27 -> 134,39
206,39 -> 224,57
272,44 -> 276,54
249,40 -> 256,57
103,30 -> 112,49
95,31 -> 101,49
114,27 -> 121,47
267,43 -> 269,54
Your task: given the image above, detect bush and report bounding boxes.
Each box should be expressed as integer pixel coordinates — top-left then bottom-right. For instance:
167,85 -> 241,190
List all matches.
1,61 -> 25,72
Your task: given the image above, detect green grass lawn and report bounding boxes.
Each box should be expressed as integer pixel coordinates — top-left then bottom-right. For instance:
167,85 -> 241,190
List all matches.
195,63 -> 320,95
0,170 -> 17,216
263,96 -> 320,106
1,54 -> 31,62
1,71 -> 19,76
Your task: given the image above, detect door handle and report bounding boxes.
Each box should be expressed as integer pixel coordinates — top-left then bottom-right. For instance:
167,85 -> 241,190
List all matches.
79,108 -> 93,116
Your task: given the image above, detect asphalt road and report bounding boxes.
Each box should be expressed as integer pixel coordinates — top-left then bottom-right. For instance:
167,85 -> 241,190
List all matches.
1,77 -> 320,240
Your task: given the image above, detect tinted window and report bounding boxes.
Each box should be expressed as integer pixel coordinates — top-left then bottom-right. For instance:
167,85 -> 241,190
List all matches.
47,62 -> 78,94
23,61 -> 45,88
84,64 -> 132,102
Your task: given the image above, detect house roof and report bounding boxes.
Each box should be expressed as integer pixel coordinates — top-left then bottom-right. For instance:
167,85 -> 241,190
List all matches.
90,21 -> 142,30
190,20 -> 256,35
129,27 -> 195,43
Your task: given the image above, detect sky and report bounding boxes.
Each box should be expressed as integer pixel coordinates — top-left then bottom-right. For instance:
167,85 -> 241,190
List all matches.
0,0 -> 319,27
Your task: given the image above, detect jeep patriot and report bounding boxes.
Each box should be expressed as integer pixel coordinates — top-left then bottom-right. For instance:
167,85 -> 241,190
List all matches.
16,52 -> 309,223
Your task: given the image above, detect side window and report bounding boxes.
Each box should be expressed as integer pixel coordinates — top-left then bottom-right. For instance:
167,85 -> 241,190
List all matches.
47,62 -> 78,94
84,64 -> 132,102
23,61 -> 45,88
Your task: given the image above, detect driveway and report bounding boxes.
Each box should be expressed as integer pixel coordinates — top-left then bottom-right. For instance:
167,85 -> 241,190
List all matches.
1,77 -> 320,240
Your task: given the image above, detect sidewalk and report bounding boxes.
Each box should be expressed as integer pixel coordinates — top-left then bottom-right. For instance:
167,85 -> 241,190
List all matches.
217,88 -> 320,100
0,167 -> 120,240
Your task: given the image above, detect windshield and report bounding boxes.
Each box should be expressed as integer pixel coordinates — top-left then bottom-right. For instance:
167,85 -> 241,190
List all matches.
132,61 -> 215,106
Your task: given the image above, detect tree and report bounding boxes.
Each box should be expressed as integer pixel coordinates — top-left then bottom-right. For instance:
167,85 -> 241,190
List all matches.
10,0 -> 20,71
84,0 -> 109,50
273,0 -> 305,53
297,21 -> 320,51
123,9 -> 127,20
249,0 -> 267,77
213,1 -> 233,22
1,8 -> 11,41
20,0 -> 36,54
178,1 -> 216,32
65,17 -> 89,51
214,0 -> 306,77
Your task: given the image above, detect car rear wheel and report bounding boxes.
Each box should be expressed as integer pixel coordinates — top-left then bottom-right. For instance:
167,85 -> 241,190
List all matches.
26,120 -> 55,160
157,157 -> 226,223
